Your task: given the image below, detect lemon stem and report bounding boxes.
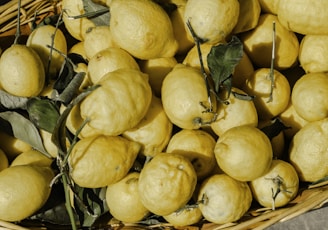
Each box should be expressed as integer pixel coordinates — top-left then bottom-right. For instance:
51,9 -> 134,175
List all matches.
14,0 -> 22,45
62,174 -> 78,230
267,21 -> 276,103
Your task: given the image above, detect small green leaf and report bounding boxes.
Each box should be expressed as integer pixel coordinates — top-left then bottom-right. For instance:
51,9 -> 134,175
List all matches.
207,36 -> 243,97
0,90 -> 29,111
82,0 -> 110,26
27,97 -> 60,133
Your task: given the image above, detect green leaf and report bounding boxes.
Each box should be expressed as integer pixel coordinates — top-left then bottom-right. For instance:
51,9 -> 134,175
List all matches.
0,111 -> 50,157
207,36 -> 243,97
82,0 -> 110,26
0,89 -> 29,111
27,97 -> 60,133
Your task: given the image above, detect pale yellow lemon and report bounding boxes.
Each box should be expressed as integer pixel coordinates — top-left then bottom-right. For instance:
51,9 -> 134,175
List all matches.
214,125 -> 273,181
10,149 -> 52,167
198,173 -> 252,224
69,135 -> 141,188
163,205 -> 203,227
166,129 -> 216,180
106,172 -> 150,223
288,118 -> 328,182
291,72 -> 328,122
182,43 -> 213,74
232,0 -> 261,34
107,0 -> 178,59
232,51 -> 255,89
123,95 -> 173,158
138,153 -> 197,216
68,41 -> 87,60
259,0 -> 279,14
183,0 -> 240,44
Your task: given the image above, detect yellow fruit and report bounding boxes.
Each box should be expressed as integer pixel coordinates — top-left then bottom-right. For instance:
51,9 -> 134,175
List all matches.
138,153 -> 197,216
299,35 -> 328,73
210,87 -> 258,137
62,0 -> 95,41
0,44 -> 45,97
243,68 -> 291,121
122,95 -> 173,158
232,50 -> 255,89
60,103 -> 85,138
232,0 -> 261,34
163,205 -> 203,227
87,47 -> 140,84
107,0 -> 178,59
0,165 -> 54,221
249,159 -> 299,209
241,14 -> 299,70
214,125 -> 273,181
69,135 -> 141,188
80,68 -> 152,137
183,0 -> 240,44
277,0 -> 328,35
26,25 -> 67,78
68,41 -> 87,60
198,173 -> 252,224
289,118 -> 328,182
168,0 -> 195,55
291,72 -> 328,122
161,64 -> 216,129
166,129 -> 216,180
10,149 -> 52,167
0,148 -> 8,172
182,43 -> 213,74
106,172 -> 150,223
258,0 -> 279,14
83,26 -> 118,60
139,56 -> 178,97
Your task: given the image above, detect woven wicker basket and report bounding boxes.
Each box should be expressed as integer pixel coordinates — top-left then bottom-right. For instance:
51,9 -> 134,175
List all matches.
1,1 -> 328,229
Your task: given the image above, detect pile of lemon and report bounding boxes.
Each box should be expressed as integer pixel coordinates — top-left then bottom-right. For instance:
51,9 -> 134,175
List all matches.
0,0 -> 328,227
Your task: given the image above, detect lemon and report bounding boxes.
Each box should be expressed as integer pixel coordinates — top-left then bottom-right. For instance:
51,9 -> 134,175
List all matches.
232,50 -> 255,89
214,125 -> 273,181
0,148 -> 8,172
83,26 -> 118,60
87,47 -> 140,84
182,43 -> 213,74
259,0 -> 279,14
68,41 -> 87,60
166,129 -> 216,180
122,95 -> 173,158
69,135 -> 140,188
241,14 -> 299,70
107,0 -> 178,59
184,0 -> 239,44
210,87 -> 258,137
62,0 -> 95,41
163,205 -> 203,227
277,0 -> 328,35
243,68 -> 291,121
299,35 -> 328,73
249,159 -> 299,209
198,173 -> 252,224
232,0 -> 261,34
139,56 -> 178,97
10,149 -> 52,167
289,118 -> 328,182
0,165 -> 54,221
106,172 -> 150,223
0,44 -> 45,97
291,72 -> 328,122
138,152 -> 197,216
80,68 -> 152,137
161,64 -> 216,130
26,25 -> 67,78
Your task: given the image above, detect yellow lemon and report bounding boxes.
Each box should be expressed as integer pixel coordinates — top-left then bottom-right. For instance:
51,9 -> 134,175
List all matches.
107,0 -> 178,59
138,153 -> 197,216
243,68 -> 291,121
0,165 -> 54,221
198,173 -> 252,224
232,51 -> 255,89
182,43 -> 213,74
0,44 -> 45,97
80,68 -> 152,137
68,41 -> 87,60
210,87 -> 258,137
87,47 -> 140,84
106,172 -> 150,223
232,0 -> 261,34
299,35 -> 328,73
122,95 -> 173,158
163,205 -> 203,227
241,14 -> 299,70
10,149 -> 52,167
288,118 -> 328,182
26,25 -> 67,78
69,135 -> 141,188
166,129 -> 217,180
249,159 -> 299,209
183,0 -> 240,44
214,125 -> 273,181
291,72 -> 328,122
259,0 -> 279,14
161,64 -> 216,130
0,148 -> 8,172
277,0 -> 328,35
